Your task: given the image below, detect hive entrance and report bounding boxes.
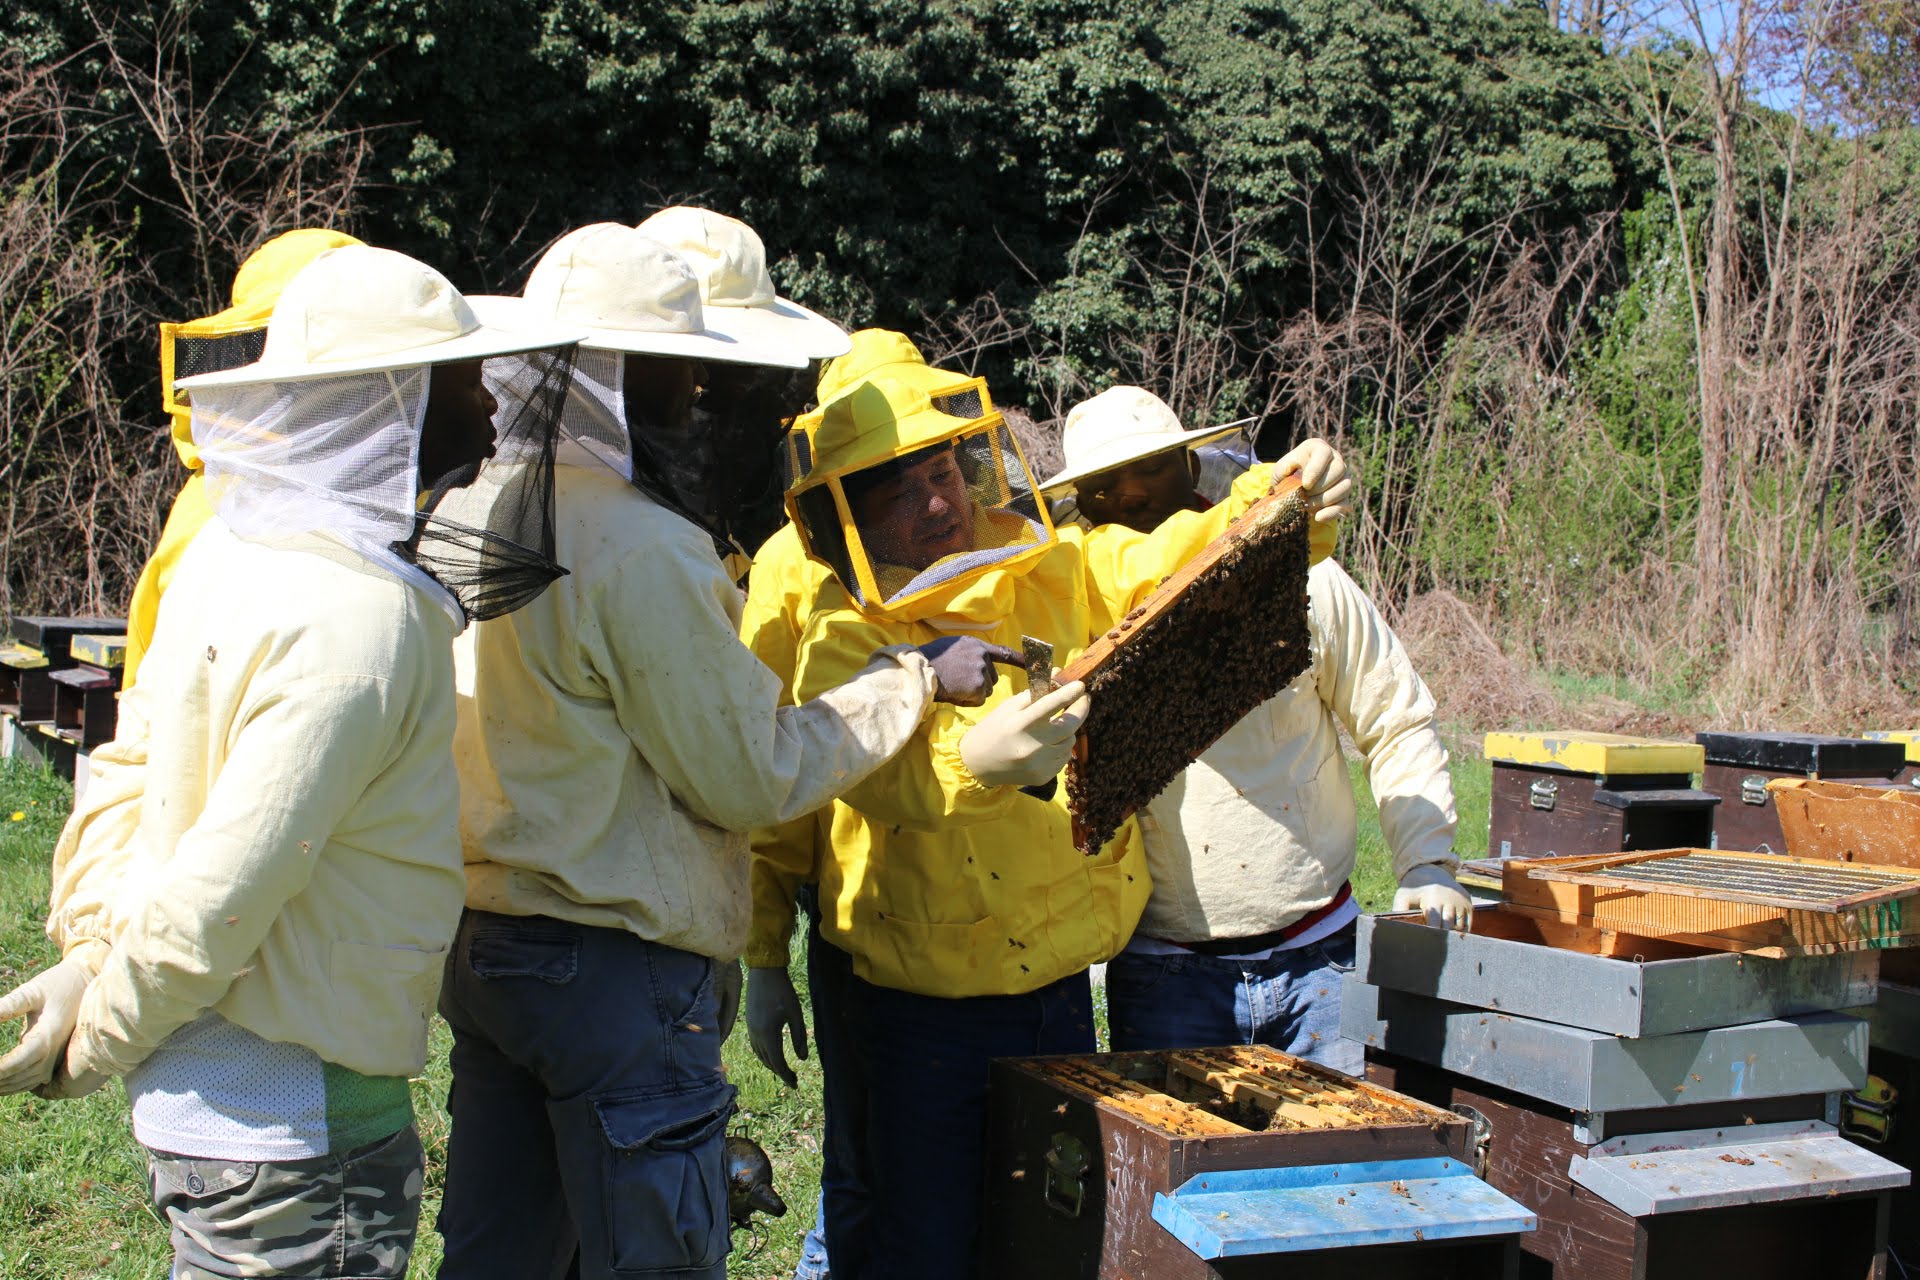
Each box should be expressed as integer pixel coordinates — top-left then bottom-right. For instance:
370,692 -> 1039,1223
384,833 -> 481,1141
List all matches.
1062,479 -> 1312,853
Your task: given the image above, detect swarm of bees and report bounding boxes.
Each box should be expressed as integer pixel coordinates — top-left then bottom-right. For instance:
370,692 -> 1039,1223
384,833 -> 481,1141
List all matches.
1065,485 -> 1313,854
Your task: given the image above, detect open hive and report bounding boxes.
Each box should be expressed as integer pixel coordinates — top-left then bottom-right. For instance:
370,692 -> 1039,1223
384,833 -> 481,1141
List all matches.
1061,477 -> 1311,854
1504,849 -> 1920,956
1028,1045 -> 1442,1138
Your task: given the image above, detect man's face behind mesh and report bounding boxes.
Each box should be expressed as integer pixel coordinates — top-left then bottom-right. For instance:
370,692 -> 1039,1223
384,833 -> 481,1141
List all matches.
848,448 -> 976,571
419,360 -> 500,488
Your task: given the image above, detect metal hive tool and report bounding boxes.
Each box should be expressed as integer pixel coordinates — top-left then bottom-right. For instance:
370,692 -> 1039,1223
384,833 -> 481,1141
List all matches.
1060,476 -> 1312,854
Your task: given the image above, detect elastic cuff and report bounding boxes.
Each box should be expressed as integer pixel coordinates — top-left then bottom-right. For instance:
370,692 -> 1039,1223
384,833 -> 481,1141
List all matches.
868,644 -> 940,716
930,726 -> 1000,803
744,941 -> 793,969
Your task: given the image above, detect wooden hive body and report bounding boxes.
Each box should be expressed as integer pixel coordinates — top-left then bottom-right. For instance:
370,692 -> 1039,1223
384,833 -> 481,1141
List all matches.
983,1046 -> 1515,1279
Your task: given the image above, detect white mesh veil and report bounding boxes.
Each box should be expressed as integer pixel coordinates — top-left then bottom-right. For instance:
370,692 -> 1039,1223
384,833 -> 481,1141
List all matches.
193,370 -> 430,547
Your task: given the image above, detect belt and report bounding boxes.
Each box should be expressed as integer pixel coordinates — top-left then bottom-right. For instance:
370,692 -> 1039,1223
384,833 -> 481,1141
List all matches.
1147,882 -> 1355,958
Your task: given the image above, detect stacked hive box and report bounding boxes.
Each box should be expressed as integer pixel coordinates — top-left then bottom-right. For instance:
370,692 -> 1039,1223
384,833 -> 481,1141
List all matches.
1344,900 -> 1911,1279
1862,730 -> 1920,787
0,616 -> 128,790
982,1045 -> 1536,1278
1465,731 -> 1719,899
1697,731 -> 1906,854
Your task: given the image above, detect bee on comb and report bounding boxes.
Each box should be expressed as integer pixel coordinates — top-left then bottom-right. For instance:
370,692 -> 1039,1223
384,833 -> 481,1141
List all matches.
1061,477 -> 1313,854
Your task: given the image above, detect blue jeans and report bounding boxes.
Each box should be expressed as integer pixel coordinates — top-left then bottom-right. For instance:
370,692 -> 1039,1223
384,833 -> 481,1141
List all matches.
794,891 -> 868,1280
835,955 -> 1095,1280
1105,923 -> 1362,1074
435,911 -> 735,1280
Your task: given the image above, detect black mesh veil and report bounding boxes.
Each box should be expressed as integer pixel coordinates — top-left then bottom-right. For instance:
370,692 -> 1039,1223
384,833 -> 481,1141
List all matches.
626,359 -> 817,553
400,345 -> 577,622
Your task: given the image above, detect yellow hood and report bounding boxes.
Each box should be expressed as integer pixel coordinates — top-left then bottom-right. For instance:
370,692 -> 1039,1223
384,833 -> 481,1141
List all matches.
160,228 -> 363,470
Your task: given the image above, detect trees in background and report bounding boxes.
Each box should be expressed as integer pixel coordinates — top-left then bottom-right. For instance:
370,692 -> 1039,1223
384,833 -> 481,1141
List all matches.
2,0 -> 1915,719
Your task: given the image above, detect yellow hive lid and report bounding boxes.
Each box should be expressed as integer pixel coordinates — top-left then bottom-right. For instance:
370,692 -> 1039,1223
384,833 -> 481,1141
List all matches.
1482,730 -> 1705,775
1864,731 -> 1920,763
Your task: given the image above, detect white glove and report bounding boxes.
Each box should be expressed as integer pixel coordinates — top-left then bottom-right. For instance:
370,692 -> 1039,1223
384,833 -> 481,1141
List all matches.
1274,438 -> 1354,524
958,680 -> 1091,789
746,966 -> 808,1089
0,956 -> 93,1095
1392,863 -> 1474,931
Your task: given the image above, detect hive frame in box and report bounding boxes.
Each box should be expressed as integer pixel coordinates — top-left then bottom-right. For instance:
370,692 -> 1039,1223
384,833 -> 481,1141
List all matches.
1502,853 -> 1920,956
1522,848 -> 1920,913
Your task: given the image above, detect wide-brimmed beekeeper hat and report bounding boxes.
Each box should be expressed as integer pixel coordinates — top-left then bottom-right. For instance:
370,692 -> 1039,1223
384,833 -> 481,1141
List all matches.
174,245 -> 583,389
1038,386 -> 1251,494
637,206 -> 851,363
469,223 -> 808,369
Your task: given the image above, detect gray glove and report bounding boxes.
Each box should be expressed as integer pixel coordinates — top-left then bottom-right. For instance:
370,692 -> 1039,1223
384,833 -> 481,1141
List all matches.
715,958 -> 743,1042
746,966 -> 808,1088
0,956 -> 92,1095
914,636 -> 1023,707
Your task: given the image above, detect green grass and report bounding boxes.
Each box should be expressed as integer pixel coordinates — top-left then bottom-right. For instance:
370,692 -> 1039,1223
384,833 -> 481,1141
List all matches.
0,749 -> 1493,1277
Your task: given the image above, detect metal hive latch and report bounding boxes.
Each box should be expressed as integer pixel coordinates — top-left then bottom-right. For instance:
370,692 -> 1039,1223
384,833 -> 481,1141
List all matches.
1044,1132 -> 1091,1218
1529,778 -> 1559,811
1741,775 -> 1770,805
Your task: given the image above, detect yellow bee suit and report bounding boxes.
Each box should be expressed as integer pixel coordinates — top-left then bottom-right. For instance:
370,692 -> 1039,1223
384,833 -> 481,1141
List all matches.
126,228 -> 362,686
740,329 -> 968,967
785,464 -> 1282,997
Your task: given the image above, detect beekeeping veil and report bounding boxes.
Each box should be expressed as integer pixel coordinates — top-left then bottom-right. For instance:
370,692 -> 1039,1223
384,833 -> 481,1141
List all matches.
159,228 -> 364,471
473,222 -> 816,550
786,364 -> 1055,618
173,245 -> 584,623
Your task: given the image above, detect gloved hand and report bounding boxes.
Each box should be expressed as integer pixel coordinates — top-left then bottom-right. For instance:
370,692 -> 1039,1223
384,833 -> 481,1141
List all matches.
914,636 -> 1023,707
1274,438 -> 1353,523
958,681 -> 1091,789
0,956 -> 94,1095
715,958 -> 744,1042
746,966 -> 808,1089
1392,863 -> 1474,931
35,1047 -> 110,1101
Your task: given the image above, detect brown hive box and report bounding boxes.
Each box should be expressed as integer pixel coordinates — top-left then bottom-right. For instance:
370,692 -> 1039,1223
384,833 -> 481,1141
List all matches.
1697,731 -> 1906,854
1366,1055 -> 1892,1280
982,1045 -> 1519,1279
1482,731 -> 1717,863
1061,477 -> 1311,854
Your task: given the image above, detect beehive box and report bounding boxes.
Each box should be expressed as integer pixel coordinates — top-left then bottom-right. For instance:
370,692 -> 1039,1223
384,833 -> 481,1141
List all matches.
1862,730 -> 1920,787
1365,1053 -> 1899,1280
1062,477 -> 1311,854
1698,731 -> 1906,853
983,1046 -> 1530,1279
1483,731 -> 1716,862
1358,908 -> 1879,1037
1502,851 -> 1920,956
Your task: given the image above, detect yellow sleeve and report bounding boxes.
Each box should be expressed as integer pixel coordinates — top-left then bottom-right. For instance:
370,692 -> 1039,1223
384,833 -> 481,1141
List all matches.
1081,464 -> 1338,625
741,525 -> 824,968
122,474 -> 213,689
792,609 -> 1020,833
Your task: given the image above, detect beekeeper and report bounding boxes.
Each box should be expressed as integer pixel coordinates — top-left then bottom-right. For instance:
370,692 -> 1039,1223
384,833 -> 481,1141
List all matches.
741,330 -> 982,1280
0,245 -> 581,1279
1041,386 -> 1470,1072
767,354 -> 1351,1279
434,225 -> 1014,1280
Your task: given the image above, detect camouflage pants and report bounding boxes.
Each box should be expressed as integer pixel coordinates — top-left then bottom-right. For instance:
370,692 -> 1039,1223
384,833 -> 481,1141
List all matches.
146,1126 -> 424,1279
